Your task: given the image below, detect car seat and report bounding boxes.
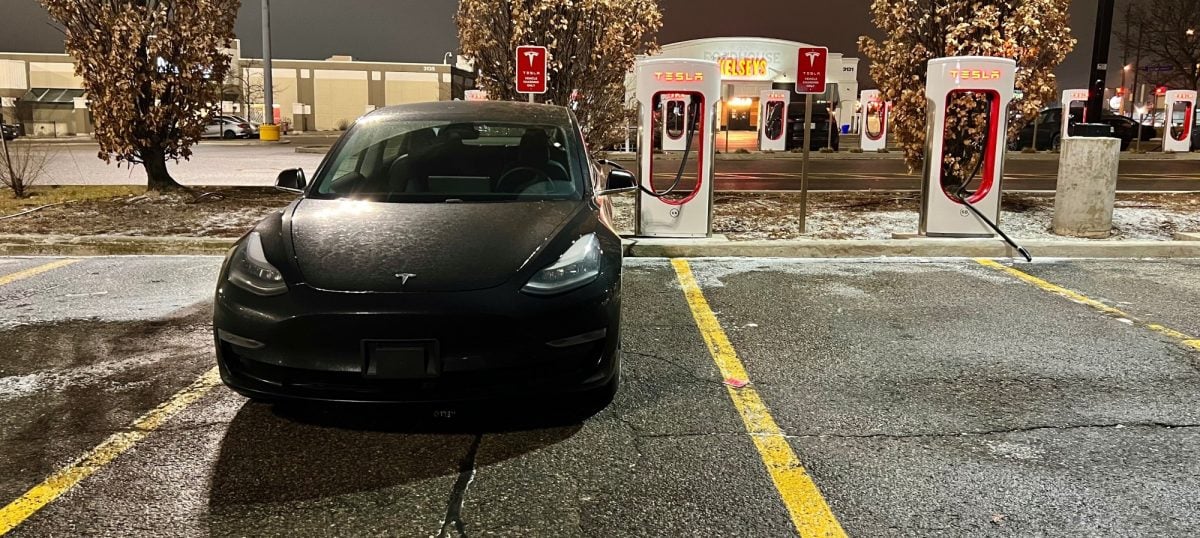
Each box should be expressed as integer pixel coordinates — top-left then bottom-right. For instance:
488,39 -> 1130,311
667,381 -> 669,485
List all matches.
496,129 -> 571,194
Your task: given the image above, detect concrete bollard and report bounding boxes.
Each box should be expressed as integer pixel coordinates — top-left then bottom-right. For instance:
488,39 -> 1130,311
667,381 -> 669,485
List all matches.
1053,137 -> 1120,238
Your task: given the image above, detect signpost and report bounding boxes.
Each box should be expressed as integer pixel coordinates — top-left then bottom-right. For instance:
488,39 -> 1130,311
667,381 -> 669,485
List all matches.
795,46 -> 828,233
516,45 -> 548,102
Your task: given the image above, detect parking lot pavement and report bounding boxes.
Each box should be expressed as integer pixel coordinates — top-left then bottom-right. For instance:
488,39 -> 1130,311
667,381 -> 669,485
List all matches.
36,145 -> 323,186
1,256 -> 1199,536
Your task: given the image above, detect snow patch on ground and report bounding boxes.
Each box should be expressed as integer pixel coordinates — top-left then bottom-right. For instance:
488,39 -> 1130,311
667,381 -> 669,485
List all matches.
612,192 -> 1200,241
0,352 -> 172,402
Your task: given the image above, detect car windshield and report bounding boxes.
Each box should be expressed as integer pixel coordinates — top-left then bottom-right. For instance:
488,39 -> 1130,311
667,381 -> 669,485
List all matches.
310,117 -> 582,203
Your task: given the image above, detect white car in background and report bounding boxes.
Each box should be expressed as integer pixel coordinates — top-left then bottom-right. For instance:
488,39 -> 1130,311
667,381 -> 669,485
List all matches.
203,117 -> 254,139
219,115 -> 260,138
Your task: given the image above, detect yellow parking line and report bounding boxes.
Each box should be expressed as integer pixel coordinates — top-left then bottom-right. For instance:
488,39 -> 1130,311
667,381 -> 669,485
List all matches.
0,259 -> 81,287
0,367 -> 221,536
672,259 -> 846,538
975,259 -> 1200,352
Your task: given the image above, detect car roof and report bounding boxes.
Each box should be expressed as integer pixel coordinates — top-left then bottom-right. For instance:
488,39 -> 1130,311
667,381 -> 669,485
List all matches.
365,101 -> 573,126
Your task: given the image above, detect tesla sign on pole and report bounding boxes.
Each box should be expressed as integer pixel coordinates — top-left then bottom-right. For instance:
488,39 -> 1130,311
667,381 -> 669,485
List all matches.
794,46 -> 828,233
795,46 -> 828,94
516,45 -> 548,102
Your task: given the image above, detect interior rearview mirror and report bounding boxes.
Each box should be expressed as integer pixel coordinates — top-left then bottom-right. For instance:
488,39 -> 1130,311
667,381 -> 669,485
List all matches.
597,168 -> 637,196
275,168 -> 306,193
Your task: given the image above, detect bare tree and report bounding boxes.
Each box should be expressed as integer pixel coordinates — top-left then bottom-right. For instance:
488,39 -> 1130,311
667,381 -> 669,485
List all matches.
41,0 -> 240,192
457,0 -> 662,151
859,0 -> 1077,174
0,140 -> 52,199
224,59 -> 288,124
1119,0 -> 1200,92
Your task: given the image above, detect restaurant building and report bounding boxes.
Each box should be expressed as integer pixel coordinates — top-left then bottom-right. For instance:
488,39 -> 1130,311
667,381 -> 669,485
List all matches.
637,37 -> 861,133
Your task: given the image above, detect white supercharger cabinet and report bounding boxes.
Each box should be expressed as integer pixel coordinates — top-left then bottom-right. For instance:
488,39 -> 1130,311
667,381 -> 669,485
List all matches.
859,89 -> 889,152
1164,90 -> 1196,153
660,94 -> 691,152
1060,88 -> 1089,142
759,90 -> 789,152
920,56 -> 1015,237
634,58 -> 721,238
758,90 -> 787,152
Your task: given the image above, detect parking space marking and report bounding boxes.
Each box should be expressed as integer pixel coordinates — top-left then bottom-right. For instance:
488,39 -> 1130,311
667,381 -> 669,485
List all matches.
0,367 -> 221,536
976,259 -> 1200,352
672,259 -> 847,538
0,259 -> 80,287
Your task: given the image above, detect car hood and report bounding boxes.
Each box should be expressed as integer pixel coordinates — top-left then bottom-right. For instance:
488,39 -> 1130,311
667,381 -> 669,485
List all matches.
289,198 -> 582,292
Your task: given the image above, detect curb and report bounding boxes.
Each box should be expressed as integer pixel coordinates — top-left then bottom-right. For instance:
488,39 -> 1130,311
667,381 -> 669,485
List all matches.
0,234 -> 236,256
291,145 -> 1200,160
4,233 -> 1200,259
602,151 -> 1200,162
621,237 -> 1200,259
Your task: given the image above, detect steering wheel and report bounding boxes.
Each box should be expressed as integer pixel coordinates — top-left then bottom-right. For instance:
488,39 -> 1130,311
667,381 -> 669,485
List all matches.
496,166 -> 553,193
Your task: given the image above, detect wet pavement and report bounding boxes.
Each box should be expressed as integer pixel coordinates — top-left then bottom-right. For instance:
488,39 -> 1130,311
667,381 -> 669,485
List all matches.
1,256 -> 1199,536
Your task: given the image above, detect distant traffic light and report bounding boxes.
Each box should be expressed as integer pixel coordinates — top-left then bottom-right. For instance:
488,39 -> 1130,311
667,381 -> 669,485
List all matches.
1156,86 -> 1168,96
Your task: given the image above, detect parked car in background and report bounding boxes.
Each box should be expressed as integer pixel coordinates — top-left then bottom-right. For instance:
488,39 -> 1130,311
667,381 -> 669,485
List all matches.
1,122 -> 19,141
219,115 -> 260,138
1011,107 -> 1151,151
1193,107 -> 1199,150
203,117 -> 254,139
786,102 -> 840,151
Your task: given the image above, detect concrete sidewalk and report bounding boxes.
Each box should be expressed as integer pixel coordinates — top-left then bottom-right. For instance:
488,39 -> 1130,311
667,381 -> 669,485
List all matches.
4,232 -> 1200,259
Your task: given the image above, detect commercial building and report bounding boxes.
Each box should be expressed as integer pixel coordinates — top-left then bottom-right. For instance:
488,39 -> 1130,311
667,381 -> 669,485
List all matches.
0,40 -> 475,136
635,37 -> 862,133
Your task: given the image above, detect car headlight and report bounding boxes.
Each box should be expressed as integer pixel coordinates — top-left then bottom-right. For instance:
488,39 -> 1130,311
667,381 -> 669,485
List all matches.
227,231 -> 288,296
522,234 -> 602,296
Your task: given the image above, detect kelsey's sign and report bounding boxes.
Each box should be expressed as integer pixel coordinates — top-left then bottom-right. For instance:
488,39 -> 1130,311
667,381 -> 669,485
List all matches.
717,57 -> 769,79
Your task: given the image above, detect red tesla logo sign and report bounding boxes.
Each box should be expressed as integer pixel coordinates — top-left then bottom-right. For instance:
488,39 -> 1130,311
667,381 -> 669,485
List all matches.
516,45 -> 548,94
796,46 -> 828,94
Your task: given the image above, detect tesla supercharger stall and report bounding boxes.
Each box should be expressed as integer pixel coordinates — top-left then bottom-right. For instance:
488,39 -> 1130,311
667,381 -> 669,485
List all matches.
759,90 -> 789,152
859,89 -> 889,152
634,58 -> 721,238
1164,90 -> 1196,153
1061,88 -> 1089,142
920,56 -> 1028,259
660,94 -> 694,152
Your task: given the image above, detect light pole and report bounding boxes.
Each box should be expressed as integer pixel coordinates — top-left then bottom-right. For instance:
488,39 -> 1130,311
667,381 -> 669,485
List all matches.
1120,64 -> 1131,115
261,0 -> 274,128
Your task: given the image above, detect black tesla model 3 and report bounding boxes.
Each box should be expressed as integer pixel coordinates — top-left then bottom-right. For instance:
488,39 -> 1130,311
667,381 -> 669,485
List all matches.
213,101 -> 636,406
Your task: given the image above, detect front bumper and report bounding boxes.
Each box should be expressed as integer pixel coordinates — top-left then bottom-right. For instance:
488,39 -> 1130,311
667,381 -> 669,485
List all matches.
213,279 -> 621,403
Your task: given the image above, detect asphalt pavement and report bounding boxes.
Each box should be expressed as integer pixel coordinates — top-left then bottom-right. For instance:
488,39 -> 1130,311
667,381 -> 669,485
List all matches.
2,255 -> 1200,536
26,143 -> 1200,192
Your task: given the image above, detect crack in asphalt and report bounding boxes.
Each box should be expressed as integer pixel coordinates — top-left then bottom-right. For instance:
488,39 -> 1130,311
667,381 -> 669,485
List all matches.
437,434 -> 482,538
623,350 -> 726,387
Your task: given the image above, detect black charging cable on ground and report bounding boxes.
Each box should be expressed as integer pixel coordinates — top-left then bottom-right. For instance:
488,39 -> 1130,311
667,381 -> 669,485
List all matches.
946,94 -> 1032,262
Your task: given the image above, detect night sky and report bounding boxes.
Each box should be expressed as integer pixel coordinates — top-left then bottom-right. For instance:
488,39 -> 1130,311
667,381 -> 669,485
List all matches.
0,0 -> 1135,89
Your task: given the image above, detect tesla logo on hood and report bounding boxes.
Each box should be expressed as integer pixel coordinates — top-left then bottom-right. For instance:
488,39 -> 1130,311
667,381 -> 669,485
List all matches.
394,273 -> 416,285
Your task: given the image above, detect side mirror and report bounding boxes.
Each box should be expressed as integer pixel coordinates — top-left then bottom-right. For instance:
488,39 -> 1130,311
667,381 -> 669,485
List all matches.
275,168 -> 306,193
596,168 -> 637,196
